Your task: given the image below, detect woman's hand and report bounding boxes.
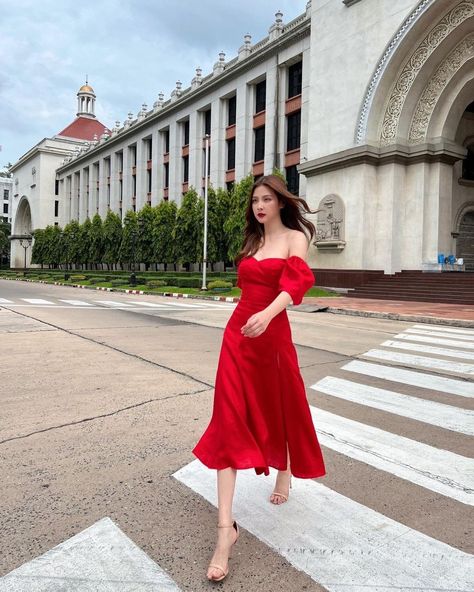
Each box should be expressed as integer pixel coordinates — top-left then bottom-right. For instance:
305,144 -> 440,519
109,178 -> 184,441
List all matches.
241,310 -> 272,338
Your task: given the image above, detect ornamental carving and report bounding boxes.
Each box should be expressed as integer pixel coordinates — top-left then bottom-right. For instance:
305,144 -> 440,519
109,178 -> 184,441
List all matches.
315,194 -> 345,246
409,34 -> 474,143
380,0 -> 474,145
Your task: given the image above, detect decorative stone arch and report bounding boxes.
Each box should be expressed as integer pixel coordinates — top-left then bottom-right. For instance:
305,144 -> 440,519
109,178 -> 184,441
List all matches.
10,195 -> 34,268
314,194 -> 346,252
356,0 -> 474,146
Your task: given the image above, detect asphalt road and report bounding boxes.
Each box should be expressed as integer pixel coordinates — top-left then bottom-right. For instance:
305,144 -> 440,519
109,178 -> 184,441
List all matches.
0,279 -> 472,592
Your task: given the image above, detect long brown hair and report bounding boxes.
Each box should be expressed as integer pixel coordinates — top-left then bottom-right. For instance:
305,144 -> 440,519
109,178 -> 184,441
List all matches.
235,175 -> 318,265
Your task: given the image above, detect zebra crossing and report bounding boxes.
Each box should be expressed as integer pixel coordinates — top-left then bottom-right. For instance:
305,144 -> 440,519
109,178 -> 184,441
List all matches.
174,322 -> 474,591
0,296 -> 236,311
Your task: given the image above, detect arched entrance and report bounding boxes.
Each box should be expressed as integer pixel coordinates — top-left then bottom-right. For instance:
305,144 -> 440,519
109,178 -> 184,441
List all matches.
10,196 -> 33,268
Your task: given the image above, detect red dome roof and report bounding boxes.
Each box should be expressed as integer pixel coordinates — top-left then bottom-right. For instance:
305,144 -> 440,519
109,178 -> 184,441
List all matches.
56,117 -> 111,141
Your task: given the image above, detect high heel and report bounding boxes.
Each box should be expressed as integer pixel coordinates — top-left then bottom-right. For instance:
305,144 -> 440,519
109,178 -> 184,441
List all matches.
270,473 -> 292,504
207,520 -> 239,582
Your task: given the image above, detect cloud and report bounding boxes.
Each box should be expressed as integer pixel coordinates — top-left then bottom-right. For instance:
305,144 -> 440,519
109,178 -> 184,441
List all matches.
0,0 -> 306,165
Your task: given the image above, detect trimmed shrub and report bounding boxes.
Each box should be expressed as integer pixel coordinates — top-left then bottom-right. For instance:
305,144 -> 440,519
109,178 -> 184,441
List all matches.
88,276 -> 109,284
208,280 -> 233,290
110,279 -> 129,287
147,279 -> 166,288
70,274 -> 87,282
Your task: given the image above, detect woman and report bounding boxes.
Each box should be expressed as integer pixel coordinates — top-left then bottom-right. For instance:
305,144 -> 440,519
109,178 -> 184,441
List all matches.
192,174 -> 326,582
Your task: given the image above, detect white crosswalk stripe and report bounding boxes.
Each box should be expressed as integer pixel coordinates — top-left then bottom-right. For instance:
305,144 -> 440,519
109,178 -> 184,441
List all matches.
58,299 -> 94,306
404,329 -> 474,343
343,360 -> 473,397
310,375 -> 474,435
412,324 -> 474,338
382,338 -> 474,360
94,300 -> 134,307
362,348 -> 474,375
309,406 -> 473,504
0,298 -> 13,303
174,462 -> 474,592
21,298 -> 55,304
393,331 -> 474,349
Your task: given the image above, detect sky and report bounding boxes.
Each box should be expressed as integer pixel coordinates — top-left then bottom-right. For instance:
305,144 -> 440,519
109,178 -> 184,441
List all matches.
0,0 -> 307,168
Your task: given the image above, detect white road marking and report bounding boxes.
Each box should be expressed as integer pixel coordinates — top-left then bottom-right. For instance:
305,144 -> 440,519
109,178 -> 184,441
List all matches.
382,339 -> 474,360
21,298 -> 55,305
310,376 -> 474,435
0,298 -> 13,303
0,517 -> 181,591
94,300 -> 134,307
406,328 -> 474,342
394,332 -> 474,350
129,301 -> 172,307
58,299 -> 94,306
413,324 -> 474,338
342,360 -> 474,398
174,461 -> 474,592
311,406 -> 474,504
362,349 -> 474,375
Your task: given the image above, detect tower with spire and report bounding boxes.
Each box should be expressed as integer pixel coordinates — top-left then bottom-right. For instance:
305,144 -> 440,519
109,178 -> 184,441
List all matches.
76,76 -> 96,118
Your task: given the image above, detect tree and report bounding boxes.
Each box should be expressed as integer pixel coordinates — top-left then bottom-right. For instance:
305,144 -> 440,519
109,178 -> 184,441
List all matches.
216,187 -> 233,266
90,213 -> 104,269
31,228 -> 46,268
173,189 -> 199,269
153,200 -> 177,270
119,210 -> 138,268
62,220 -> 81,268
137,204 -> 156,270
0,220 -> 11,266
78,218 -> 92,269
224,174 -> 254,264
103,210 -> 122,270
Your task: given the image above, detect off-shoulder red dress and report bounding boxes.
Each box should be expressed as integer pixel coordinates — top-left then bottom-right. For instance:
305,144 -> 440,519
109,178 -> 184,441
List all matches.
192,255 -> 326,479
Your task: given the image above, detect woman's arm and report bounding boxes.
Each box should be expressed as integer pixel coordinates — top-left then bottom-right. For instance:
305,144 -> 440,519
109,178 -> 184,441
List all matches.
240,232 -> 309,338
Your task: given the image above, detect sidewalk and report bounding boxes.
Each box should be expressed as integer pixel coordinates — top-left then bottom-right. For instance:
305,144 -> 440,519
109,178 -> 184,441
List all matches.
302,296 -> 474,328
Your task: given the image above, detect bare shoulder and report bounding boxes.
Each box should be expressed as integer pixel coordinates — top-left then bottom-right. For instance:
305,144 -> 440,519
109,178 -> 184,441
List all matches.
287,229 -> 309,258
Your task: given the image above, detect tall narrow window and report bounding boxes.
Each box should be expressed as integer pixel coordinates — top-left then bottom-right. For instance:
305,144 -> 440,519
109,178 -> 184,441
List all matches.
286,111 -> 301,151
286,165 -> 299,195
204,109 -> 211,136
183,156 -> 189,182
183,120 -> 190,145
288,61 -> 302,98
164,163 -> 169,188
54,200 -> 59,217
54,179 -> 59,195
228,96 -> 236,126
255,80 -> 266,113
163,130 -> 170,153
254,127 -> 265,162
227,138 -> 236,170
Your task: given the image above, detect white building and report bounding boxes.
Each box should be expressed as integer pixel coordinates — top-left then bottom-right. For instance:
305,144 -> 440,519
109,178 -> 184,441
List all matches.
1,177 -> 12,224
9,0 -> 474,282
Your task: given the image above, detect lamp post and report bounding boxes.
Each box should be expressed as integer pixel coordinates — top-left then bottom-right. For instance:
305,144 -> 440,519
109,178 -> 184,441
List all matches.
19,235 -> 32,274
201,133 -> 210,291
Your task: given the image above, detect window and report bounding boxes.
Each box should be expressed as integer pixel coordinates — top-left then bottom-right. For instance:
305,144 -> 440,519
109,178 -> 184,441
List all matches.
130,145 -> 137,166
147,169 -> 152,192
204,109 -> 212,136
132,175 -> 137,197
287,111 -> 301,151
3,203 -> 8,214
147,138 -> 152,160
288,61 -> 302,98
228,96 -> 236,126
164,162 -> 169,188
255,80 -> 266,113
203,148 -> 211,176
183,156 -> 189,182
117,151 -> 123,172
462,145 -> 474,180
54,200 -> 59,217
227,138 -> 236,170
226,181 -> 234,193
3,189 -> 9,199
163,130 -> 170,153
54,180 -> 59,195
286,165 -> 299,195
183,120 -> 190,145
254,127 -> 265,162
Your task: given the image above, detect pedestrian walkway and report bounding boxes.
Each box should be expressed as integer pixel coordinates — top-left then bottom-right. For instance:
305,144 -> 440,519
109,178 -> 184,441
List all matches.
304,295 -> 474,326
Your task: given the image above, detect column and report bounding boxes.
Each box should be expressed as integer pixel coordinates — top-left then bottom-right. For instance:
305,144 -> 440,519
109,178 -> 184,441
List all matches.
188,111 -> 200,199
168,120 -> 180,203
135,138 -> 146,210
122,147 -> 131,217
235,83 -> 252,180
210,97 -> 226,189
264,56 -> 278,175
151,129 -> 161,204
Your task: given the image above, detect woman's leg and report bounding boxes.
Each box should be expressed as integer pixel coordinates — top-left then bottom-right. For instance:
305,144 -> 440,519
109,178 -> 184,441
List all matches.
207,467 -> 238,579
270,442 -> 291,504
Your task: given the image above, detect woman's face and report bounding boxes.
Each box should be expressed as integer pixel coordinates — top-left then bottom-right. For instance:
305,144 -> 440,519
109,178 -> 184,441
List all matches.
251,184 -> 282,224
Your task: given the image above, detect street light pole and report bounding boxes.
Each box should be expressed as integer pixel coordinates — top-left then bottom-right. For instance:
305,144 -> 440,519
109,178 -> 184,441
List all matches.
201,134 -> 210,291
19,236 -> 32,274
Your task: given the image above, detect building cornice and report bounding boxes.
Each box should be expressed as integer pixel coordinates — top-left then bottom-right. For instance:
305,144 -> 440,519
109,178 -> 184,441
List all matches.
298,141 -> 467,177
57,13 -> 310,175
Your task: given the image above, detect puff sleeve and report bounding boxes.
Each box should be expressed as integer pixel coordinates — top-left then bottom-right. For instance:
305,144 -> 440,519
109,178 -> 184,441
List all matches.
278,256 -> 315,305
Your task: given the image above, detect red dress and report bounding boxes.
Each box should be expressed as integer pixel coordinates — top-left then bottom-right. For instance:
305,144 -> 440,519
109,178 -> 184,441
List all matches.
192,255 -> 326,479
